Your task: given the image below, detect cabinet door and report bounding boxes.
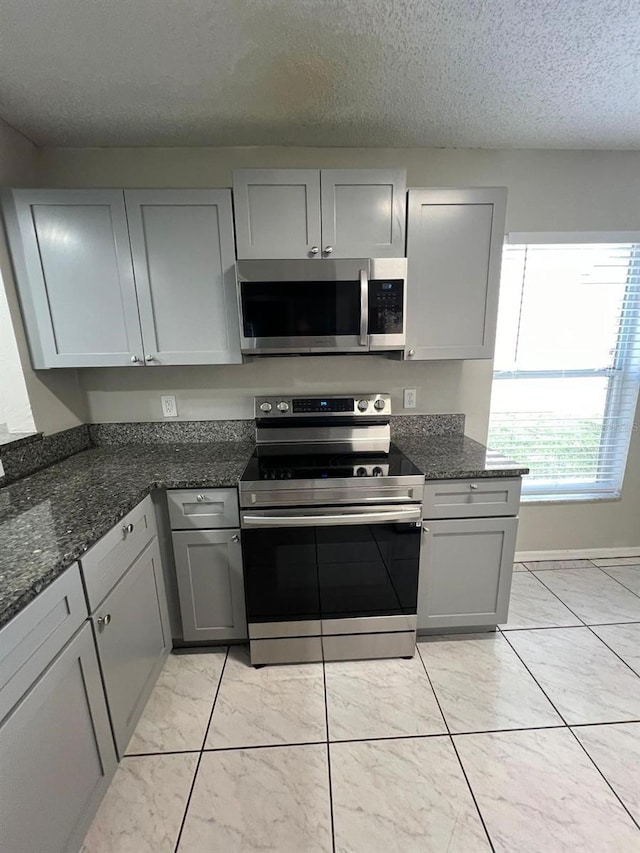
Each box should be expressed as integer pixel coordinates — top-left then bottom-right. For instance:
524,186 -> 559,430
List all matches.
92,537 -> 170,757
320,169 -> 406,258
417,516 -> 518,632
173,529 -> 247,642
3,189 -> 144,368
233,169 -> 322,259
0,623 -> 117,853
405,187 -> 507,360
125,189 -> 241,365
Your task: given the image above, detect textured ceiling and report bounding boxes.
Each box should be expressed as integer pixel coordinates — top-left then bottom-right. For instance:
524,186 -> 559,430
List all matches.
0,0 -> 639,148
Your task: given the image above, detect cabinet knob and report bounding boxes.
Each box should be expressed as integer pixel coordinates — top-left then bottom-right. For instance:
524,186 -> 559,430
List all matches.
196,494 -> 206,502
422,526 -> 429,534
310,246 -> 319,255
97,614 -> 112,628
324,246 -> 333,255
122,522 -> 134,536
407,349 -> 415,358
231,534 -> 240,543
469,483 -> 479,490
130,355 -> 141,364
145,354 -> 156,363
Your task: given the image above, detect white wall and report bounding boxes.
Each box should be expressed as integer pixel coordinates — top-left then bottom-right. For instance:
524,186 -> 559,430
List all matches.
36,145 -> 640,551
0,270 -> 34,432
0,119 -> 86,434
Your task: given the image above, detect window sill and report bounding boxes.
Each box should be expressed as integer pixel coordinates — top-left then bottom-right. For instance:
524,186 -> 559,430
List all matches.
521,493 -> 622,506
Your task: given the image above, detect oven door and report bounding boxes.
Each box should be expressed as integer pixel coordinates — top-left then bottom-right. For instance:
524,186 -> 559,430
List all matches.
240,505 -> 422,637
236,258 -> 370,354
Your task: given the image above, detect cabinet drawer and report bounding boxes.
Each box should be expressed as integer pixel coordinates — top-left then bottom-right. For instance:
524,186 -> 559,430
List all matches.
168,488 -> 240,530
423,478 -> 521,519
0,564 -> 87,723
81,495 -> 156,612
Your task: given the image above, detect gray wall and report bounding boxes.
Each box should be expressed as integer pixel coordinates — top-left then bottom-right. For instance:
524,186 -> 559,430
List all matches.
30,146 -> 640,552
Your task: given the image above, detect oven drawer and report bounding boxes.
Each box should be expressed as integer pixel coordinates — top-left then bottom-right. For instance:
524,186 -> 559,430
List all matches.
168,489 -> 240,530
422,478 -> 521,519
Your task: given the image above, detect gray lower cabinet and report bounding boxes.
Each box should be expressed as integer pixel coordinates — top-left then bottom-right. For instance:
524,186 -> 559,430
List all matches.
0,622 -> 117,853
173,529 -> 247,641
417,516 -> 518,632
91,536 -> 170,757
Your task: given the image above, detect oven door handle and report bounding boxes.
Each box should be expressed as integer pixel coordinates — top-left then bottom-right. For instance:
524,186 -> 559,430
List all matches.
359,268 -> 369,347
241,505 -> 421,528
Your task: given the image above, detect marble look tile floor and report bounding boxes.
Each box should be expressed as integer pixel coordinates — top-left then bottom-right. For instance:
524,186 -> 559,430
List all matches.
82,557 -> 640,852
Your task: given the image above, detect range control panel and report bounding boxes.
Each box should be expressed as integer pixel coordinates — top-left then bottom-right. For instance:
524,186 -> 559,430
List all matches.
254,393 -> 391,418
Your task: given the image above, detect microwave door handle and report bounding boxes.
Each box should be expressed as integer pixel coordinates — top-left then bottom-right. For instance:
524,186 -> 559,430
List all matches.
359,268 -> 368,347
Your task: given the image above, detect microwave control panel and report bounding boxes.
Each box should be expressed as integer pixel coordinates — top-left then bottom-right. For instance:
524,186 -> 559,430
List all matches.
368,279 -> 404,334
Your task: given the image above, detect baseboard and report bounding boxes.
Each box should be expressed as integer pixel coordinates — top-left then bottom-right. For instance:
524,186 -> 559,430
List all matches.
515,546 -> 640,562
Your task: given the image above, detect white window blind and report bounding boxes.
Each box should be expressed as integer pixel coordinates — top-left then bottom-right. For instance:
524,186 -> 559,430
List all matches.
488,237 -> 640,501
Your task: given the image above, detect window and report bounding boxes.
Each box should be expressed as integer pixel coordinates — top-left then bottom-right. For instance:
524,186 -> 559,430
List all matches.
488,234 -> 640,501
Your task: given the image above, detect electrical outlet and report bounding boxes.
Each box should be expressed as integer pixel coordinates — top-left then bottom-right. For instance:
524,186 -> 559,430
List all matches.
403,388 -> 417,409
161,395 -> 178,418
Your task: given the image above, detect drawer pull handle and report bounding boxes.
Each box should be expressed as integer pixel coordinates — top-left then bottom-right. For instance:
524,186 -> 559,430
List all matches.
231,534 -> 240,543
196,494 -> 206,502
97,614 -> 112,629
469,484 -> 479,490
122,523 -> 134,536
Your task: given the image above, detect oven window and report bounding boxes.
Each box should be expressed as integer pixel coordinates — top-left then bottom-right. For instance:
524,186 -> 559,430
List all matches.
242,522 -> 420,624
240,281 -> 360,338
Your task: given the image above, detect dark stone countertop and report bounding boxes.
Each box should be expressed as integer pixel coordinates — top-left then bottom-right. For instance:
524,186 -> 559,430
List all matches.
0,442 -> 253,631
0,433 -> 527,632
393,434 -> 529,480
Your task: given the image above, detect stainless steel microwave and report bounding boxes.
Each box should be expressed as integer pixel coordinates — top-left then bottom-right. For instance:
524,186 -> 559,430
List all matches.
236,258 -> 407,355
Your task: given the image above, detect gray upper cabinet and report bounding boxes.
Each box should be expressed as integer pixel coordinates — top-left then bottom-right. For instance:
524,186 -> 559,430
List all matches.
320,169 -> 406,258
3,189 -> 143,368
3,188 -> 240,369
233,168 -> 406,259
405,187 -> 507,360
233,169 -> 322,259
125,189 -> 241,365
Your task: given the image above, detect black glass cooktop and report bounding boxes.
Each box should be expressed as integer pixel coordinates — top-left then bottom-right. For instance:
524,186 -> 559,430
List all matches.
240,444 -> 423,482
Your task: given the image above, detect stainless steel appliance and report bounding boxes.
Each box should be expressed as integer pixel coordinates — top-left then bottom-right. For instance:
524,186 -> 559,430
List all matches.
239,393 -> 425,665
236,258 -> 407,355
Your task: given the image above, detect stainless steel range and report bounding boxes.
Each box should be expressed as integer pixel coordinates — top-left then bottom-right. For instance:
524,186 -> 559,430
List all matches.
239,393 -> 425,665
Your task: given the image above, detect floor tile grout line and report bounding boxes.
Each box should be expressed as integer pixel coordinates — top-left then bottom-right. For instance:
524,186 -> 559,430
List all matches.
584,624 -> 640,681
449,734 -> 496,853
415,642 -> 451,734
172,645 -> 230,853
416,645 -> 495,851
124,748 -> 202,758
499,630 -> 569,727
598,566 -> 640,601
322,660 -> 337,853
567,725 -> 640,833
